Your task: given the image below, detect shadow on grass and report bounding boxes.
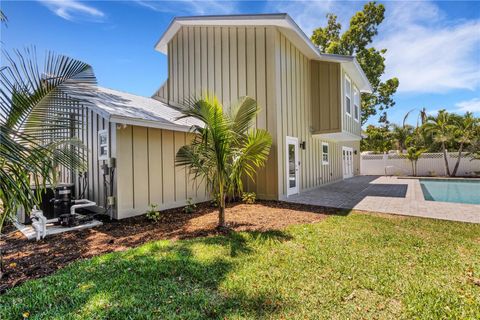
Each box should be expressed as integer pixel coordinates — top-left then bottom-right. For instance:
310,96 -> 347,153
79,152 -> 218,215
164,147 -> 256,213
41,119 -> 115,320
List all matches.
258,200 -> 353,217
1,230 -> 293,319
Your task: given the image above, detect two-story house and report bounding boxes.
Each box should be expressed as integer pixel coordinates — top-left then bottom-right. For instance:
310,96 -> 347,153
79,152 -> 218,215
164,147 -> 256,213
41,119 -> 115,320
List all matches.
77,14 -> 372,219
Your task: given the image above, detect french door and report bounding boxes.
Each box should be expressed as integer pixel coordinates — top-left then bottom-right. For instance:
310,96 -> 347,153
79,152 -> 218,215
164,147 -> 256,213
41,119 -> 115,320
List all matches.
342,147 -> 354,179
286,136 -> 299,196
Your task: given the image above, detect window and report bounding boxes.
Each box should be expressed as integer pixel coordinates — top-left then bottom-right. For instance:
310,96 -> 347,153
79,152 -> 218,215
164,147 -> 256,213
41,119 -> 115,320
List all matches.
345,76 -> 351,116
353,86 -> 360,122
98,130 -> 109,160
322,142 -> 329,165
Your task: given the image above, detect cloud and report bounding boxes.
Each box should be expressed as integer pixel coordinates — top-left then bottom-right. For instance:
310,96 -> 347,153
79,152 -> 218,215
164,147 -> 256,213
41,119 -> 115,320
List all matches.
133,0 -> 238,15
376,1 -> 480,93
454,98 -> 480,113
268,0 -> 480,95
267,0 -> 337,35
38,0 -> 105,22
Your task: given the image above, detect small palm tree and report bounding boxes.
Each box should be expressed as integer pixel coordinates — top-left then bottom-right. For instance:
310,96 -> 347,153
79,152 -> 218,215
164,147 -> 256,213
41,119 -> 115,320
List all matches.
392,110 -> 414,151
403,147 -> 426,176
423,110 -> 455,176
451,112 -> 478,176
0,48 -> 96,241
176,95 -> 272,229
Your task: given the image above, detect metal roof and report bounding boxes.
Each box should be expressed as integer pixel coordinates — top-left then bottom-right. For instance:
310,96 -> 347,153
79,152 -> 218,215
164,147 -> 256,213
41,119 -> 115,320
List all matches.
87,87 -> 201,131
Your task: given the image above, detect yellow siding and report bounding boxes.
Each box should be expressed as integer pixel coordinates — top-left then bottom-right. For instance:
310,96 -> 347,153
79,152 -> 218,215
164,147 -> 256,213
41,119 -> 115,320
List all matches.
275,33 -> 358,198
165,26 -> 278,199
115,125 -> 208,219
161,26 -> 362,202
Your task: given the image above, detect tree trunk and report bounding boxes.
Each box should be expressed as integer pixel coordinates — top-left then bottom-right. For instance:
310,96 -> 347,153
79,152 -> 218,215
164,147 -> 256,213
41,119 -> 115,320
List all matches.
451,143 -> 464,177
218,193 -> 226,228
414,160 -> 418,177
411,161 -> 415,176
442,142 -> 451,176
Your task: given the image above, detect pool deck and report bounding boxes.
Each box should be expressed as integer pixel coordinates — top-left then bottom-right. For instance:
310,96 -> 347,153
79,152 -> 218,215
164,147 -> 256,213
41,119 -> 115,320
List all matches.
285,176 -> 480,224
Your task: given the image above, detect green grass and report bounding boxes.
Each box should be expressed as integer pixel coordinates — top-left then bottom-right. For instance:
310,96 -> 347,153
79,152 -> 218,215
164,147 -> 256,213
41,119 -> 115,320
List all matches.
2,212 -> 480,319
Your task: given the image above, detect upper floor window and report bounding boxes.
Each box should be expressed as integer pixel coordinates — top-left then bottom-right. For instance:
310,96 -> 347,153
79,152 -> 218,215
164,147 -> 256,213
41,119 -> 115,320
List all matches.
322,142 -> 329,165
345,76 -> 351,116
353,86 -> 360,122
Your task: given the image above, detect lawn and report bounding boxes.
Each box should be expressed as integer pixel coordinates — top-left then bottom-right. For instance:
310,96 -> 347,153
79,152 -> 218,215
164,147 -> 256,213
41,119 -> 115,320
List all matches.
1,212 -> 479,319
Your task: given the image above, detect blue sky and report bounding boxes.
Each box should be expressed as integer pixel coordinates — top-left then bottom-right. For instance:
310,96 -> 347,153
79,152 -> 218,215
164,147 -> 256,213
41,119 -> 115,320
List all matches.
1,0 -> 479,126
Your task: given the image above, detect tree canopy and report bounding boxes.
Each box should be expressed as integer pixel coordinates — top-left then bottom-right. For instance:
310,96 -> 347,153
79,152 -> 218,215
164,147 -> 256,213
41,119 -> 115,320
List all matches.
311,1 -> 399,125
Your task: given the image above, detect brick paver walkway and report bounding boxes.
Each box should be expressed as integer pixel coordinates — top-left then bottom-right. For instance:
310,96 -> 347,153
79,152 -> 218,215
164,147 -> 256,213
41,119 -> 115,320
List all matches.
285,176 -> 480,223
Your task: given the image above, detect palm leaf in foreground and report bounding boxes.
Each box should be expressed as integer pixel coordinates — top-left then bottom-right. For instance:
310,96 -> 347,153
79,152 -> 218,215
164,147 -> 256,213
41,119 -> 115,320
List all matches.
0,48 -> 96,245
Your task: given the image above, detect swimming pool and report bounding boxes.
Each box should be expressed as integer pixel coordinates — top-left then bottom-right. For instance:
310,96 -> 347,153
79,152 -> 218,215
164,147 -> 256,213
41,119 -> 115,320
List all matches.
420,179 -> 480,205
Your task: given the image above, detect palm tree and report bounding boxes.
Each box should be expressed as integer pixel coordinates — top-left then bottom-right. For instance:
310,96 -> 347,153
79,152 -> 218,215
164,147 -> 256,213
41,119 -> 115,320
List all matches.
451,112 -> 478,176
176,95 -> 272,228
423,110 -> 455,176
392,110 -> 414,151
0,48 -> 96,248
403,147 -> 426,176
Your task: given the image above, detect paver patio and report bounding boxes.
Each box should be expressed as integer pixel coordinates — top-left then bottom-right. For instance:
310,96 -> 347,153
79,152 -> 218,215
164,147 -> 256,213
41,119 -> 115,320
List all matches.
285,176 -> 480,223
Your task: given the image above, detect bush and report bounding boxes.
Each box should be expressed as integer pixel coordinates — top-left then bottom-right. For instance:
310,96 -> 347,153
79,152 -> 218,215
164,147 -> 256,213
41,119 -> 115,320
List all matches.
183,198 -> 197,214
145,204 -> 161,222
241,192 -> 256,204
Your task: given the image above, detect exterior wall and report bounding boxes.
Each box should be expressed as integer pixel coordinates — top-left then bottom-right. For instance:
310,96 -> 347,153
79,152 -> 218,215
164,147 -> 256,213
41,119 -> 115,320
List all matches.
310,60 -> 341,134
341,67 -> 362,136
275,32 -> 358,199
153,80 -> 168,103
162,25 -> 279,199
158,25 -> 363,202
71,108 -> 115,213
115,124 -> 209,219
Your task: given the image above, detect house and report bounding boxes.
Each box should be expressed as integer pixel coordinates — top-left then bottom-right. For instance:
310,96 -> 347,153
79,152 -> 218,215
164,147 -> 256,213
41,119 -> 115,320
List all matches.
74,13 -> 372,219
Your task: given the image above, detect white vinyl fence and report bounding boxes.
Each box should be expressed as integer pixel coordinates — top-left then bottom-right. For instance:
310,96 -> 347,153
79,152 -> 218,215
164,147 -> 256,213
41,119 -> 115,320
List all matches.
361,152 -> 480,177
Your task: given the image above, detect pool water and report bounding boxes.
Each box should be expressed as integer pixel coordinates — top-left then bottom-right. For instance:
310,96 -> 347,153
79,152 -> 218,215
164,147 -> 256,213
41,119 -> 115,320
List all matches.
420,179 -> 480,205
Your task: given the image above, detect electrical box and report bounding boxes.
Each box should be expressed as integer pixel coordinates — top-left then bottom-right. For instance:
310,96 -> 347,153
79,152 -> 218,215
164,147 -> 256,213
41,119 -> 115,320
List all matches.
98,129 -> 109,160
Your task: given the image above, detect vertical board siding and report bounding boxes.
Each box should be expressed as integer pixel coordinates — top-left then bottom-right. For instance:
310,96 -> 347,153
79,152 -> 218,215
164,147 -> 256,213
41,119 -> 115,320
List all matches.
115,126 -> 209,219
166,26 -> 279,199
164,26 -> 360,201
276,33 -> 356,198
341,69 -> 362,136
311,60 -> 341,133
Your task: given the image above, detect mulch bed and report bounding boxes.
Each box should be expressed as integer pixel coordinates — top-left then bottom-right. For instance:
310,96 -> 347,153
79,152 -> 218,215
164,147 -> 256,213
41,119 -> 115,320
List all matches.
0,201 -> 339,293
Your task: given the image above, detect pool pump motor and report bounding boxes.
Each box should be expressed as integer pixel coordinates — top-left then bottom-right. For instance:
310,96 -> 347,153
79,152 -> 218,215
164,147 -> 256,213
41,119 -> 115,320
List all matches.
52,184 -> 77,227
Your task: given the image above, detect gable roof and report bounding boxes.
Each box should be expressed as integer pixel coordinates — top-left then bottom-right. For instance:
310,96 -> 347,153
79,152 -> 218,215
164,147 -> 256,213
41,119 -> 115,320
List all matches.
86,87 -> 201,132
154,13 -> 373,93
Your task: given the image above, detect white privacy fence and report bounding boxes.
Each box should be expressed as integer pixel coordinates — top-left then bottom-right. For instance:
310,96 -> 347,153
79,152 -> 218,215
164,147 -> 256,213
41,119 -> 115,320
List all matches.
361,152 -> 480,176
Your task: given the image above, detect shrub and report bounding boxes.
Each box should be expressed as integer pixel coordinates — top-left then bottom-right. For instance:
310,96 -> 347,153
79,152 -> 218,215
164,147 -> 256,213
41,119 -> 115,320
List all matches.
184,198 -> 197,214
242,192 -> 256,204
145,204 -> 161,222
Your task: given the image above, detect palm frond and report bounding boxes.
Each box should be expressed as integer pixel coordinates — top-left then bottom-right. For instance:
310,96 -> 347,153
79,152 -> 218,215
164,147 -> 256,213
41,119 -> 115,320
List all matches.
230,96 -> 258,135
0,48 -> 96,231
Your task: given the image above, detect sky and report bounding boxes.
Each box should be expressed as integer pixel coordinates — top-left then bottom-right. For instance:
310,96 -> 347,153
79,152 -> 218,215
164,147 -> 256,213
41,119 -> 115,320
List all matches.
1,0 -> 479,127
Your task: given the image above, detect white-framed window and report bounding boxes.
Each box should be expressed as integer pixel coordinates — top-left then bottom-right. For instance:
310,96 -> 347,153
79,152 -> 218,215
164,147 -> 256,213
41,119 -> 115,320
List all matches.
322,142 -> 329,165
98,129 -> 109,160
345,76 -> 351,116
353,86 -> 360,122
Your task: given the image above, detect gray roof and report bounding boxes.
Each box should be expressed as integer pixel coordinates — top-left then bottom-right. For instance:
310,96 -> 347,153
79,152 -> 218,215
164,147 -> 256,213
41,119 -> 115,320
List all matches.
88,87 -> 201,132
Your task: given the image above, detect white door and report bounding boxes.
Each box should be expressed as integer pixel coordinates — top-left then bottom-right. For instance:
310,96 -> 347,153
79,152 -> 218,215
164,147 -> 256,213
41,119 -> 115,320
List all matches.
286,136 -> 299,196
342,147 -> 354,179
